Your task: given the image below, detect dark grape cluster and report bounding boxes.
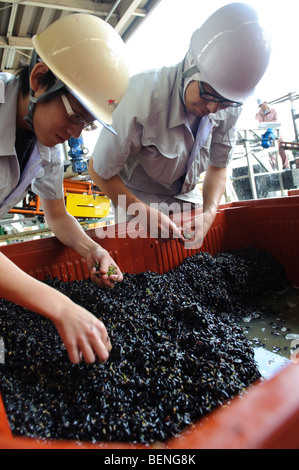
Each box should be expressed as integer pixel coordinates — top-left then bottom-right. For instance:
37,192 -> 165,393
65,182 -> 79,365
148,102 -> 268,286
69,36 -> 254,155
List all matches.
0,247 -> 288,444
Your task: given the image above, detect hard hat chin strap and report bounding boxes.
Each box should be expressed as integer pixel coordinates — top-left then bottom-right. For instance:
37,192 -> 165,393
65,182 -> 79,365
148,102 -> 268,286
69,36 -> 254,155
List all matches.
179,53 -> 203,105
183,65 -> 200,80
24,50 -> 65,129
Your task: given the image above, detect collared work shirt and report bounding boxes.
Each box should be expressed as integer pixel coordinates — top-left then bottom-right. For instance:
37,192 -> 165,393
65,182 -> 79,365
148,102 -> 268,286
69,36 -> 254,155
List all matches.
0,73 -> 64,220
92,61 -> 241,207
255,107 -> 278,123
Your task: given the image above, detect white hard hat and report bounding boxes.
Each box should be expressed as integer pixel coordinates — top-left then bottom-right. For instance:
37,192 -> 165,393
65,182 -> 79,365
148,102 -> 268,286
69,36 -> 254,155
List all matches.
190,3 -> 271,102
31,13 -> 130,133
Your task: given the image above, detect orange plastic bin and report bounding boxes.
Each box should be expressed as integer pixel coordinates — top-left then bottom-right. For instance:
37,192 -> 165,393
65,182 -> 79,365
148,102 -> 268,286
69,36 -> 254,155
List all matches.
0,196 -> 299,449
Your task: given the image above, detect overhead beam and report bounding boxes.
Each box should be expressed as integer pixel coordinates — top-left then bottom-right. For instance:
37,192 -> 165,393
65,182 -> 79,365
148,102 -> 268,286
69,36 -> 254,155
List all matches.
115,0 -> 142,33
0,0 -> 162,72
9,37 -> 33,49
0,36 -> 33,49
0,0 -> 117,17
0,1 -> 18,71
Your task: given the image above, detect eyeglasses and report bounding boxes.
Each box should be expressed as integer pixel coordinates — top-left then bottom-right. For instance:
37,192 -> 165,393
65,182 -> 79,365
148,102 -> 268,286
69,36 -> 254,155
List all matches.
60,94 -> 97,131
198,81 -> 243,108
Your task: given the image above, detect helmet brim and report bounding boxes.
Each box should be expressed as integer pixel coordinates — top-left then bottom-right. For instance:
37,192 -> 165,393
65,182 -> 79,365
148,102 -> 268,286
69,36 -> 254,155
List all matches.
68,88 -> 117,135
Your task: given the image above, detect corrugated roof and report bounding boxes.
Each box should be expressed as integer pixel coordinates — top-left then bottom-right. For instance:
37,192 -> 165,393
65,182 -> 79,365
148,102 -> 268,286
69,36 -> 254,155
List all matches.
0,0 -> 161,72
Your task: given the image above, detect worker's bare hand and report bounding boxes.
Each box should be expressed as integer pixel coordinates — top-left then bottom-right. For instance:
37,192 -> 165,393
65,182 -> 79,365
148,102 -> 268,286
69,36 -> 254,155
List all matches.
86,247 -> 123,289
141,206 -> 183,240
179,212 -> 210,248
54,302 -> 112,365
157,210 -> 183,240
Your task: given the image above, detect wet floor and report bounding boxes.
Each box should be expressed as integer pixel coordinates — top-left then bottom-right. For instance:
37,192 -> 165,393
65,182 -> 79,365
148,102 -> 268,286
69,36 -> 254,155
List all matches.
239,287 -> 299,378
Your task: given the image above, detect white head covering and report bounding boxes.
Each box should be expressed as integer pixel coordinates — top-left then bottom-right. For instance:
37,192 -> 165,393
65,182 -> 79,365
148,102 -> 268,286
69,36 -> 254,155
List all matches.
180,50 -> 205,132
181,50 -> 204,105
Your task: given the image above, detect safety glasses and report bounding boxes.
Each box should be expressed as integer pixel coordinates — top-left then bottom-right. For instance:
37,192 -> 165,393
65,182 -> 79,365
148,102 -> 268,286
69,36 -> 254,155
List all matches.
198,81 -> 243,108
60,94 -> 97,131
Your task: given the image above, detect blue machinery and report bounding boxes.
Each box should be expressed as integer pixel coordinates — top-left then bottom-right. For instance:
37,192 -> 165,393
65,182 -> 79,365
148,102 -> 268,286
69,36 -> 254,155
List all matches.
231,126 -> 298,200
261,128 -> 276,149
68,136 -> 89,174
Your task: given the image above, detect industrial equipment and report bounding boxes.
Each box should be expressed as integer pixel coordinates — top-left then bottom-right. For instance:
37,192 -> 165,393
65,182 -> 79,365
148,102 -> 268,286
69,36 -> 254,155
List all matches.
269,91 -> 299,143
230,125 -> 297,201
0,131 -> 111,243
7,180 -> 110,220
261,128 -> 276,149
0,180 -> 111,244
67,137 -> 89,174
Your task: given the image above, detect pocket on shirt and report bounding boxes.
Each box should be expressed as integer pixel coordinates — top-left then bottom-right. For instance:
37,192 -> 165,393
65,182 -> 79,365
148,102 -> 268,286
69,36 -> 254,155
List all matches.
140,146 -> 168,177
138,145 -> 185,188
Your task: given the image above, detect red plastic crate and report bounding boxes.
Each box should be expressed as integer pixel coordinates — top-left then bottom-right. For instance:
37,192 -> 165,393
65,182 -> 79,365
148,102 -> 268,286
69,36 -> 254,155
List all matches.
1,196 -> 299,449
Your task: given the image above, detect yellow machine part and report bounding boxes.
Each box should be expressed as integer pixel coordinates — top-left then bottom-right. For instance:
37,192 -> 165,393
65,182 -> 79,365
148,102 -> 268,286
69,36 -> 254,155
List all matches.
65,193 -> 110,218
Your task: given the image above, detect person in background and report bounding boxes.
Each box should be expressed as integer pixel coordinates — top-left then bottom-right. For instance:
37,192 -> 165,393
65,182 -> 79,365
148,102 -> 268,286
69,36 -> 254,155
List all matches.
89,3 -> 271,247
0,14 -> 129,364
256,99 -> 278,122
255,99 -> 289,169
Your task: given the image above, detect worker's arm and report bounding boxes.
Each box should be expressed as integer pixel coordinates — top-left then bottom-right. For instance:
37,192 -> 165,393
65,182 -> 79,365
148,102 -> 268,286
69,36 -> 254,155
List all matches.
40,196 -> 123,288
202,164 -> 227,227
89,161 -> 140,210
180,165 -> 227,247
0,251 -> 111,364
89,158 -> 183,240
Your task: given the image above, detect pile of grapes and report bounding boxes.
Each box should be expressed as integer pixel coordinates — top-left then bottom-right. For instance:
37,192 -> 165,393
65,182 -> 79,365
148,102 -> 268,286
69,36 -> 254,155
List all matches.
0,247 -> 288,443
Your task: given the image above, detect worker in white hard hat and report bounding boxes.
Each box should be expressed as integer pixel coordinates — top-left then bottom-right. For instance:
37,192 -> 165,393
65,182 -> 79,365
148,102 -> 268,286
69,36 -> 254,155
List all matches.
89,3 -> 271,245
0,14 -> 129,364
256,99 -> 278,122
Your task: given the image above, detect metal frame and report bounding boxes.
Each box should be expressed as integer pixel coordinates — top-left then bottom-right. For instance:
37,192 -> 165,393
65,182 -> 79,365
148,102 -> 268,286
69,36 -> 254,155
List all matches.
0,0 -> 161,72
